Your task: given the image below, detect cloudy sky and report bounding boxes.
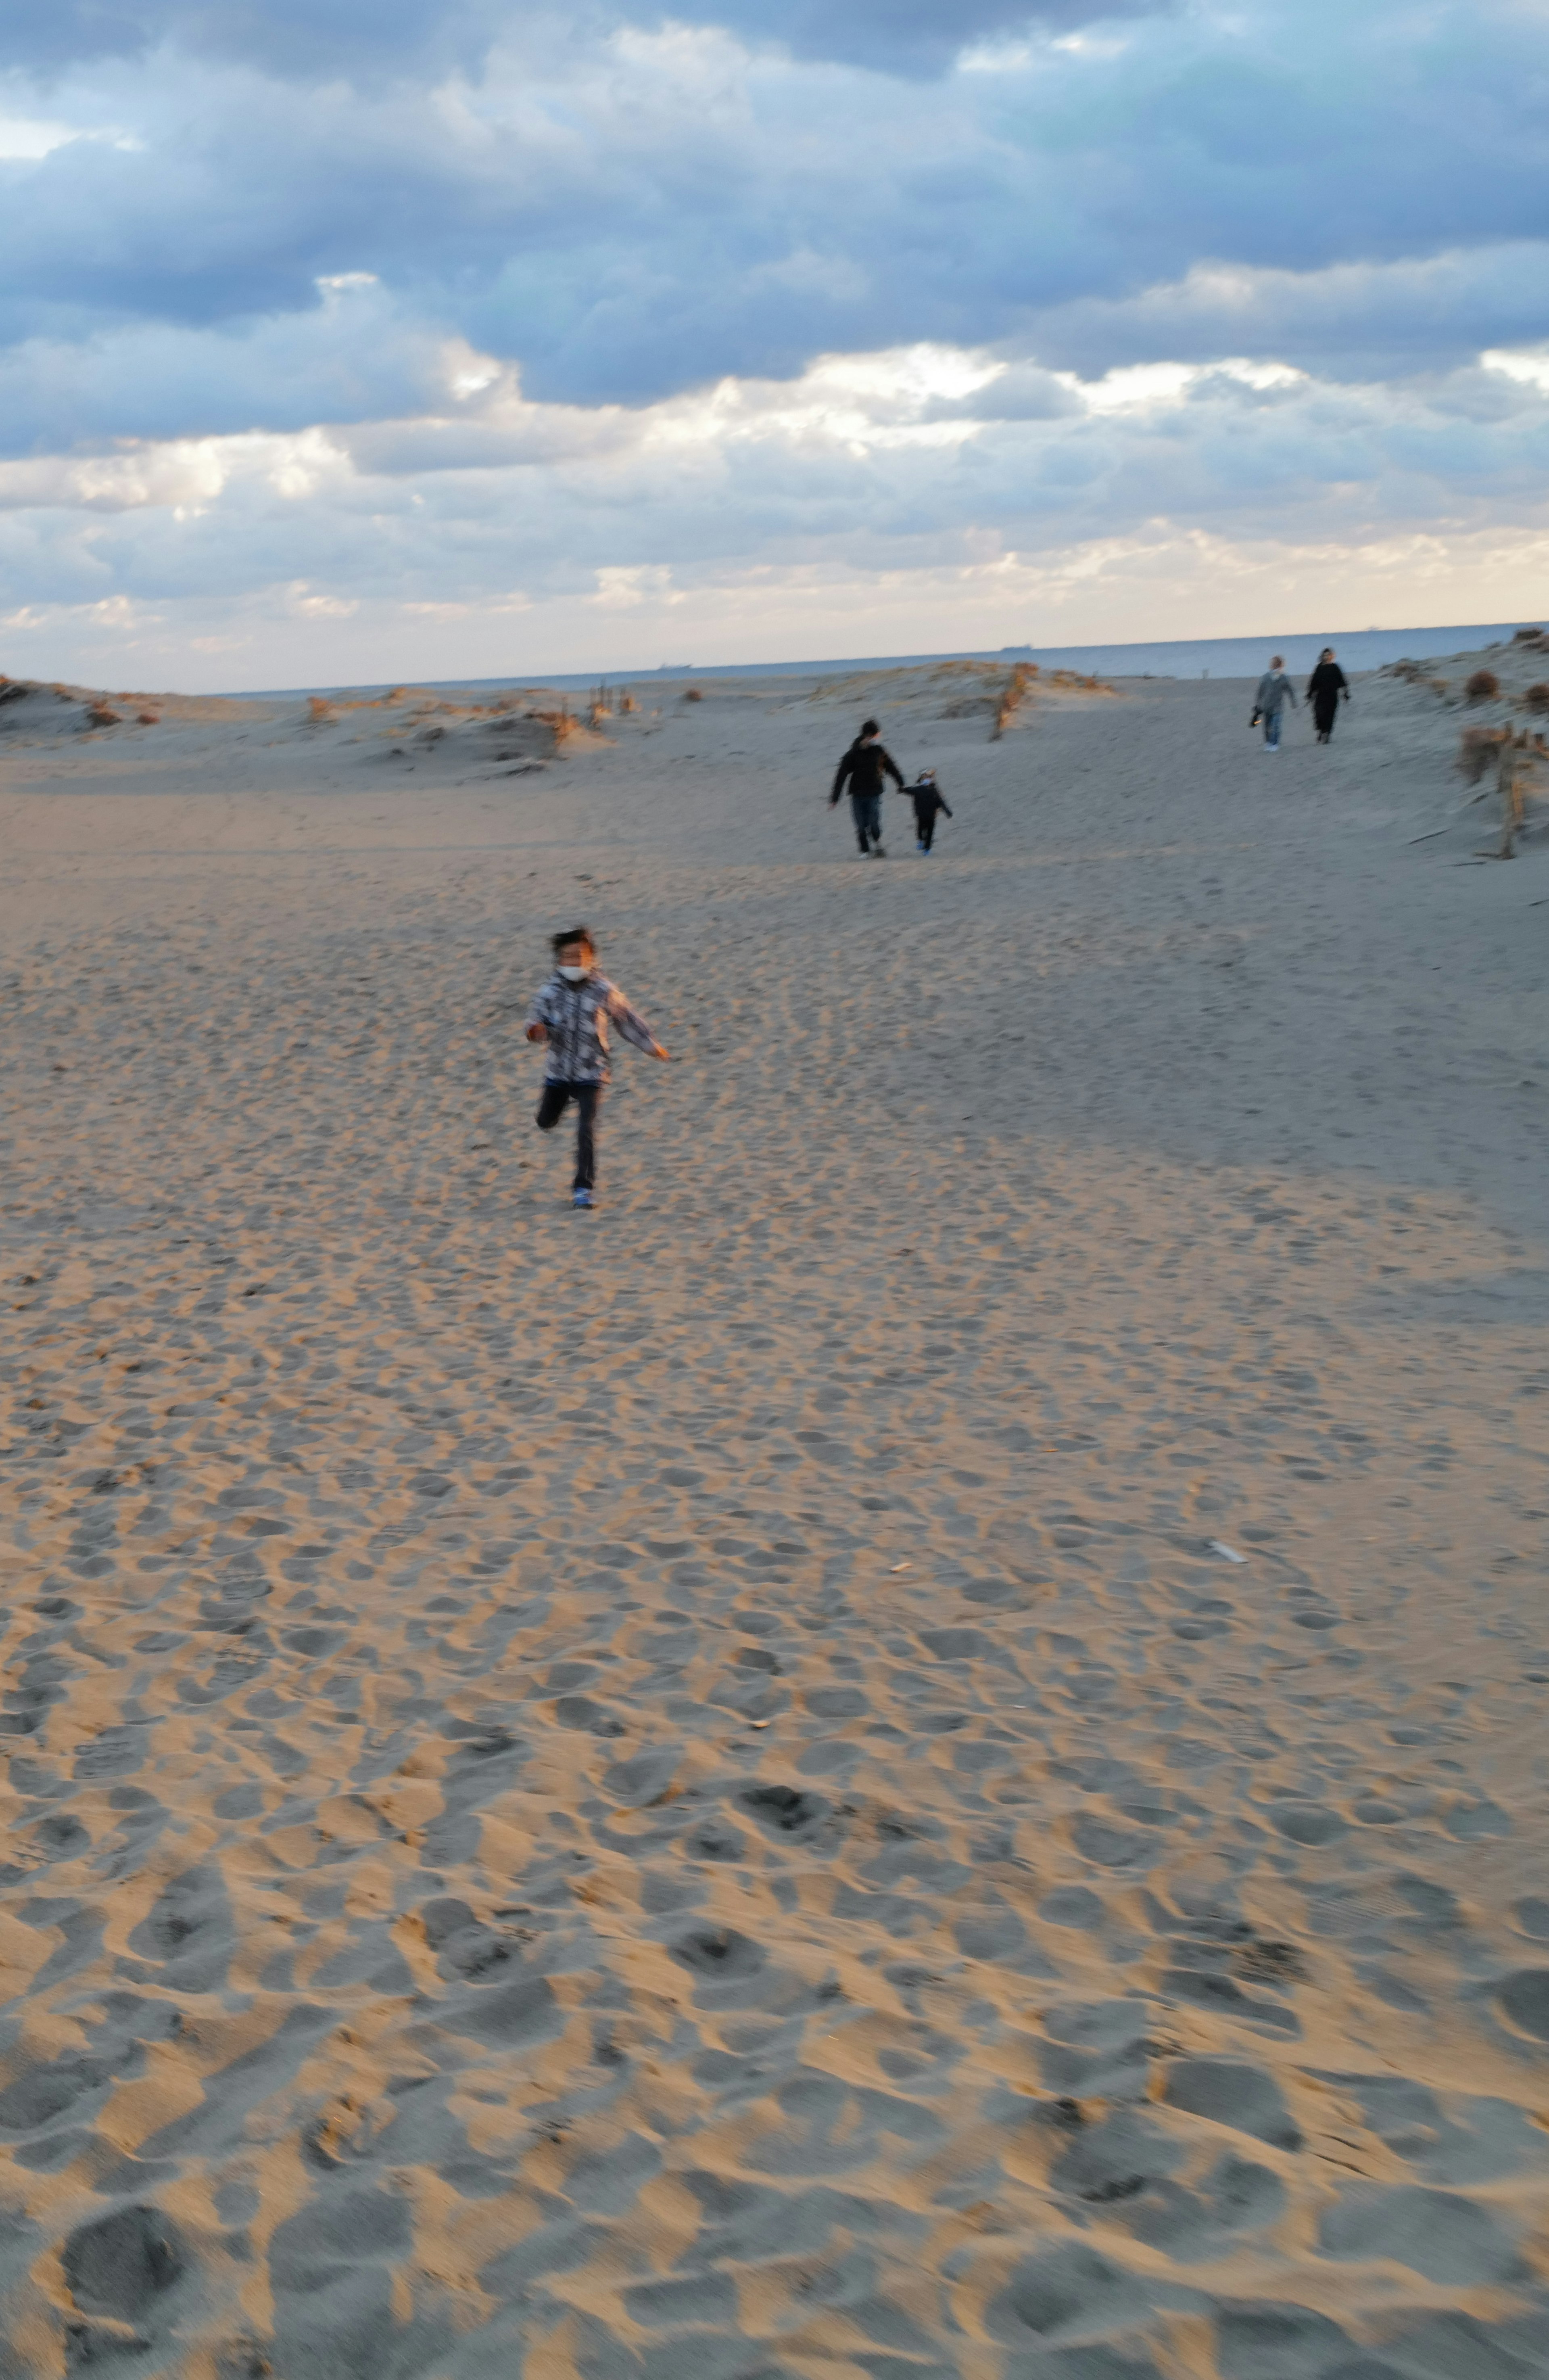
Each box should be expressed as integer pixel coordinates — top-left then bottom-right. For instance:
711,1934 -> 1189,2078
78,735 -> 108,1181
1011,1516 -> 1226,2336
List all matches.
3,0 -> 1547,689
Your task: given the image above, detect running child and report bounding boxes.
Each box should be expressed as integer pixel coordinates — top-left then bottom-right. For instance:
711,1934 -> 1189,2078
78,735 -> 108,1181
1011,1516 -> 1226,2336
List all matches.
906,768 -> 952,853
524,928 -> 669,1209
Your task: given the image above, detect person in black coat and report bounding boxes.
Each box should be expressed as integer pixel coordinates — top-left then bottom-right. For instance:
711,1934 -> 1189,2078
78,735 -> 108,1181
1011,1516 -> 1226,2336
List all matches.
830,719 -> 904,856
1307,648 -> 1349,743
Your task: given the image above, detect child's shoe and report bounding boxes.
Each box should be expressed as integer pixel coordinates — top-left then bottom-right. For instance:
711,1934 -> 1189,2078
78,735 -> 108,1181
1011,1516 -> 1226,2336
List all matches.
572,1187 -> 595,1209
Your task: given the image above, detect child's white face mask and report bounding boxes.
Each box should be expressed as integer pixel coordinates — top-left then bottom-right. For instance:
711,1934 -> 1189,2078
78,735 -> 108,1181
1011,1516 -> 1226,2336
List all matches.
559,964 -> 589,982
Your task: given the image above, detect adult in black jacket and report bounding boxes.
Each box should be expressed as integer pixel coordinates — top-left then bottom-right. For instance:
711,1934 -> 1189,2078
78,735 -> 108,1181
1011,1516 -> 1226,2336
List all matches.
830,719 -> 903,856
1307,649 -> 1349,743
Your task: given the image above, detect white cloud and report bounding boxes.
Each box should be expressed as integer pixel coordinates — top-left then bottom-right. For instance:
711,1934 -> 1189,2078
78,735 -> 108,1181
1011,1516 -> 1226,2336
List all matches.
1483,345 -> 1549,393
0,115 -> 86,159
594,563 -> 681,607
287,581 -> 359,618
0,428 -> 347,515
0,324 -> 1545,686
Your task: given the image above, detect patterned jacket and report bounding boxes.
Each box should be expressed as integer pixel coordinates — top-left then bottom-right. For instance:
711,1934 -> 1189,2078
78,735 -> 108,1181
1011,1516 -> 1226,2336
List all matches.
524,971 -> 661,1083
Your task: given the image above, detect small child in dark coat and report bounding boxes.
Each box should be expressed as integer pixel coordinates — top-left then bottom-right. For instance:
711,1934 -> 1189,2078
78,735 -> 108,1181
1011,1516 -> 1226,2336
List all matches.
907,769 -> 952,853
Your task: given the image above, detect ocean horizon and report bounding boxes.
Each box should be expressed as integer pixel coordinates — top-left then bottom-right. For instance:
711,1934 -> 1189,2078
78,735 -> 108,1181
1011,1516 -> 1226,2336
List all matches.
243,619 -> 1536,703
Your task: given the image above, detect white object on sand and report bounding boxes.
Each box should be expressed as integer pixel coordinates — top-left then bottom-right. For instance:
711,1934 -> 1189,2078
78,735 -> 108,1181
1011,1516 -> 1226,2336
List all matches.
1208,1540 -> 1248,1563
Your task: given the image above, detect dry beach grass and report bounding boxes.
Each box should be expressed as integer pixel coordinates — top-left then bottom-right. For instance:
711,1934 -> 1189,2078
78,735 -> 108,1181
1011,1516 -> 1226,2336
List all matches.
0,652 -> 1547,2376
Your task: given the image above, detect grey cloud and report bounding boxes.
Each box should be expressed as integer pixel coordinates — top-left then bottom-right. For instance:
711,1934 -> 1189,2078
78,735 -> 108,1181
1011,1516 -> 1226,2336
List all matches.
0,288 -> 457,459
1013,246 -> 1549,387
688,0 -> 1159,73
340,403 -> 635,476
2,0 -> 497,77
942,366 -> 1083,423
2,0 -> 1546,424
2,0 -> 1146,79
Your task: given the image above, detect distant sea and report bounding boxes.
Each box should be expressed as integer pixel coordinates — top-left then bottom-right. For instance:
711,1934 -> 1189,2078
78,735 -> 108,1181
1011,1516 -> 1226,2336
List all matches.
263,621 -> 1536,702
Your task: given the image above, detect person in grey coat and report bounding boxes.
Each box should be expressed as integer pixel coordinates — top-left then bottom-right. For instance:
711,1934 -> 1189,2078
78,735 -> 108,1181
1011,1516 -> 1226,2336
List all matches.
1250,656 -> 1297,751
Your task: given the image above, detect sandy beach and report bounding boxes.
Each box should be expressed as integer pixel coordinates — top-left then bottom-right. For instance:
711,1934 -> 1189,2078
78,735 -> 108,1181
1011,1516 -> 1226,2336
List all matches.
1,651 -> 1547,2378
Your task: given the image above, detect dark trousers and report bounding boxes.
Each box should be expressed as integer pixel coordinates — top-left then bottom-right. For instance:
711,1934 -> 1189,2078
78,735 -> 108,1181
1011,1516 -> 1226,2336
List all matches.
536,1078 -> 602,1189
850,790 -> 883,851
916,810 -> 937,849
1314,698 -> 1339,742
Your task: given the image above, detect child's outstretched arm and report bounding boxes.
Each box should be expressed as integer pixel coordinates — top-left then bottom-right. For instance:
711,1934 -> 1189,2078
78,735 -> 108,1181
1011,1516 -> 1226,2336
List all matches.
607,987 -> 670,1060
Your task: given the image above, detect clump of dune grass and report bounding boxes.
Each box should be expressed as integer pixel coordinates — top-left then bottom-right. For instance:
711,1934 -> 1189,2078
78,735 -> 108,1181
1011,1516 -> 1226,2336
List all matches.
1456,725 -> 1512,784
532,704 -> 577,747
992,663 -> 1039,738
1465,669 -> 1500,702
1457,722 -> 1549,856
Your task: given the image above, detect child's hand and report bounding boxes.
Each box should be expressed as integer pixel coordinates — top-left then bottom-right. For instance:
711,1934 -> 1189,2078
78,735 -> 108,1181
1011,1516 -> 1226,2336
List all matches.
653,1043 -> 672,1060
526,1022 -> 547,1044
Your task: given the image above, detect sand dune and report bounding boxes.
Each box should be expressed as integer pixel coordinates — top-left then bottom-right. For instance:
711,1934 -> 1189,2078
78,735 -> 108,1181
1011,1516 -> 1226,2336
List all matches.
1,653 -> 1547,2378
